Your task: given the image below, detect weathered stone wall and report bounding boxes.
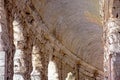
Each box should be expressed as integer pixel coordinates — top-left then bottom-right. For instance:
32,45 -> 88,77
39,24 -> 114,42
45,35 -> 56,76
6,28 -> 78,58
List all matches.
103,0 -> 120,79
11,0 -> 104,80
1,0 -> 104,80
0,0 -> 8,79
0,0 -> 15,80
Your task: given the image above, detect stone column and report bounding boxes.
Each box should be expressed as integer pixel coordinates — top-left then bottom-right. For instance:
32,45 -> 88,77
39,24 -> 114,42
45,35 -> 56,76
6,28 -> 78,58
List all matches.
0,1 -> 6,79
104,18 -> 120,80
13,15 -> 33,80
5,0 -> 15,79
31,40 -> 42,80
23,29 -> 33,80
0,0 -> 14,80
0,1 -> 7,78
103,0 -> 120,80
13,16 -> 26,80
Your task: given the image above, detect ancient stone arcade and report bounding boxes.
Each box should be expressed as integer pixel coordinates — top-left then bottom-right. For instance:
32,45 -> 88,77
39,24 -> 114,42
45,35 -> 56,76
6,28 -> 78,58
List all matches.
0,0 -> 120,80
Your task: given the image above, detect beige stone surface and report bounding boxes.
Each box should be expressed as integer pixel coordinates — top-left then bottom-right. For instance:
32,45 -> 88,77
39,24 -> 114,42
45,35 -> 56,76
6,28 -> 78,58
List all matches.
12,0 -> 104,79
1,0 -> 106,80
31,0 -> 103,71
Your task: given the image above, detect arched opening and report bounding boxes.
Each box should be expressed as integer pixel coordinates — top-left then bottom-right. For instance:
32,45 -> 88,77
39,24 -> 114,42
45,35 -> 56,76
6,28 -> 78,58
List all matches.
65,72 -> 75,80
0,0 -> 114,79
48,55 -> 59,80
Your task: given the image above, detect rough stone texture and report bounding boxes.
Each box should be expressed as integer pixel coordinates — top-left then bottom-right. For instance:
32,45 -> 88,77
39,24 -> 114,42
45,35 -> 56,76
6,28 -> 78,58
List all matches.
31,39 -> 43,80
5,1 -> 15,80
13,14 -> 27,80
103,0 -> 120,80
13,0 -> 103,79
11,5 -> 34,80
0,0 -> 109,80
104,19 -> 120,80
65,72 -> 75,80
0,0 -> 15,80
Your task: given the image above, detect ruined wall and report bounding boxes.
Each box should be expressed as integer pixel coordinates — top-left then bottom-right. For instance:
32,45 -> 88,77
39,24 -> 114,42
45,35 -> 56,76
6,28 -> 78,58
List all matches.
0,0 -> 104,80
11,0 -> 103,80
0,0 -> 15,80
103,0 -> 120,80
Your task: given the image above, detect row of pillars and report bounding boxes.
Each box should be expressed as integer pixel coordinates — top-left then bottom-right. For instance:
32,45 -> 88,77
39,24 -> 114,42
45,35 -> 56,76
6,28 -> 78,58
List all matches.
13,17 -> 75,80
0,1 -> 75,80
2,0 -> 120,80
12,11 -> 60,80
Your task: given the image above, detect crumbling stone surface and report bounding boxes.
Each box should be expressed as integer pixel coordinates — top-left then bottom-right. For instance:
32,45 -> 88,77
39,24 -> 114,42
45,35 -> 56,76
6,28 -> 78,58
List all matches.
0,0 -> 15,80
13,0 -> 103,79
1,0 -> 105,80
103,0 -> 120,79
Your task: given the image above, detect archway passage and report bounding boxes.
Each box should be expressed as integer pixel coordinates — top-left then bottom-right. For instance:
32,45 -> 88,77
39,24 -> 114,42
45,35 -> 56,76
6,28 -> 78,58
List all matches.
1,0 -> 116,80
48,60 -> 59,80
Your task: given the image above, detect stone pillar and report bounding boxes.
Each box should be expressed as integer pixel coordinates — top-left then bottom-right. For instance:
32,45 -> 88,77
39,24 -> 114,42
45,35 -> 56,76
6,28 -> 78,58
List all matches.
13,14 -> 33,80
31,40 -> 42,80
75,63 -> 79,80
0,1 -> 6,78
4,0 -> 15,79
23,29 -> 33,80
0,0 -> 14,80
13,17 -> 26,80
104,19 -> 120,80
103,0 -> 120,80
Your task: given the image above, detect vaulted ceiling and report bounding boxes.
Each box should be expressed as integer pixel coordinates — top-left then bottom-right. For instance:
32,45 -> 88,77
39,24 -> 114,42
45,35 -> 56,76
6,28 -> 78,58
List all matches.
32,0 -> 103,71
